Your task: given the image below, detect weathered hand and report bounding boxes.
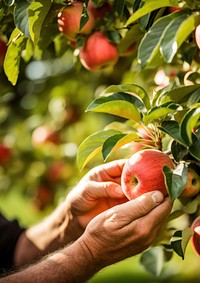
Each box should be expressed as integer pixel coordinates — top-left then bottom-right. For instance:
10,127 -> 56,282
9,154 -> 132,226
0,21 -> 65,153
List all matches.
80,190 -> 172,267
66,159 -> 128,228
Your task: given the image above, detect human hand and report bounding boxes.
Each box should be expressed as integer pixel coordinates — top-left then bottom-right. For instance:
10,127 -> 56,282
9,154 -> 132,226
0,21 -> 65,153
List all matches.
66,159 -> 128,229
80,190 -> 172,267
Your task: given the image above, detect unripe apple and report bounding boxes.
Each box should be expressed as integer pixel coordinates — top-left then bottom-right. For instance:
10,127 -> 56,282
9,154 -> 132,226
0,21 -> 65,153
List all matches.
195,24 -> 200,49
79,31 -> 119,71
121,149 -> 174,200
0,38 -> 7,65
57,1 -> 95,40
191,216 -> 200,256
180,168 -> 200,198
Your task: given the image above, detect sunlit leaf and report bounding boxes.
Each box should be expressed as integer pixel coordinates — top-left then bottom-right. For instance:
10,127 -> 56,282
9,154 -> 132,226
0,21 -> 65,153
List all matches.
180,107 -> 200,146
138,11 -> 183,68
77,129 -> 120,170
160,12 -> 190,62
102,132 -> 139,161
143,102 -> 179,125
163,163 -> 188,201
102,84 -> 151,110
3,34 -> 27,85
86,93 -> 141,122
28,0 -> 52,45
14,1 -> 30,38
126,0 -> 178,26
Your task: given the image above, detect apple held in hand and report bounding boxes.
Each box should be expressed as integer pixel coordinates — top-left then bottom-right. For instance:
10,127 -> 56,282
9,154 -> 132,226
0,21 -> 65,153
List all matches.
121,149 -> 174,200
191,216 -> 200,256
180,168 -> 200,198
57,1 -> 95,41
79,31 -> 119,71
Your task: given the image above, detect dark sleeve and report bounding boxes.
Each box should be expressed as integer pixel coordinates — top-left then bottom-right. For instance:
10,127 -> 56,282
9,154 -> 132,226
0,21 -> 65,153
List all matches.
0,212 -> 26,274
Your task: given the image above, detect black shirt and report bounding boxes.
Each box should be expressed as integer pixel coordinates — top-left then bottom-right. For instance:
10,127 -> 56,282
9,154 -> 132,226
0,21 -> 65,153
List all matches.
0,213 -> 25,274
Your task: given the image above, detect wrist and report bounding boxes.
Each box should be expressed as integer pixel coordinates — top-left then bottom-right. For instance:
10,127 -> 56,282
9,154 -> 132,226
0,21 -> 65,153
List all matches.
52,200 -> 84,245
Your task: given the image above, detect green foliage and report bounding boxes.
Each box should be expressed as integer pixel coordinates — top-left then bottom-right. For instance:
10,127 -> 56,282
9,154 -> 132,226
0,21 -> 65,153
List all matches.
0,0 -> 200,279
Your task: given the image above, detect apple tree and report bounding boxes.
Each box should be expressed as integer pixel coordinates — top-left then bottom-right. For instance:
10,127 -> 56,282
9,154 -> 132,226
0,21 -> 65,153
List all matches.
0,0 -> 200,278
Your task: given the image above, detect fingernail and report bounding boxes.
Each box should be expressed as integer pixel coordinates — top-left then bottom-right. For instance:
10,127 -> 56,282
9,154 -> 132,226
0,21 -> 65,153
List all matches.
151,191 -> 164,204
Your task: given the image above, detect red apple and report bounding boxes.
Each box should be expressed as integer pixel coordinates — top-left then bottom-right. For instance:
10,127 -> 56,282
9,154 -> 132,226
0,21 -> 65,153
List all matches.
0,38 -> 7,65
88,1 -> 112,19
121,149 -> 174,200
191,216 -> 200,256
0,143 -> 11,164
195,24 -> 200,49
57,1 -> 95,40
180,168 -> 200,198
79,31 -> 119,71
32,125 -> 60,147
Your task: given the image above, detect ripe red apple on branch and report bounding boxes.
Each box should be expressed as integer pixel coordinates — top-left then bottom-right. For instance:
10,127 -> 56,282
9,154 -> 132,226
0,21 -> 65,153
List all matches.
191,216 -> 200,256
79,31 -> 119,71
0,143 -> 11,164
195,24 -> 200,49
180,168 -> 200,198
0,38 -> 7,65
121,149 -> 174,200
57,1 -> 95,41
87,1 -> 112,19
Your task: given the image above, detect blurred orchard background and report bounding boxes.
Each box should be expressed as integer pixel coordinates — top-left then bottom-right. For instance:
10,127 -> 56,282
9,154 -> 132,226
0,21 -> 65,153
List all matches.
0,0 -> 200,282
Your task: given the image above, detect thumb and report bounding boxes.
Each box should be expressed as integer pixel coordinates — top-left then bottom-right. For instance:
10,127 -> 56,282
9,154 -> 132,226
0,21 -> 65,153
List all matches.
114,190 -> 165,223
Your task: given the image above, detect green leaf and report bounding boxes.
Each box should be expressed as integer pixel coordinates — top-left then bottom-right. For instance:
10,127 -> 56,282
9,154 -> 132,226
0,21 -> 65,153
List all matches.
187,87 -> 200,106
126,0 -> 178,26
143,102 -> 179,125
189,133 -> 200,160
3,34 -> 27,85
159,121 -> 187,146
171,230 -> 184,259
86,93 -> 141,122
163,163 -> 188,201
138,11 -> 189,68
118,24 -> 143,55
180,107 -> 200,146
171,141 -> 188,162
77,129 -> 120,170
160,12 -> 191,62
161,85 -> 200,104
140,246 -> 166,276
28,0 -> 52,45
102,132 -> 139,161
171,228 -> 192,259
102,83 -> 151,110
14,0 -> 30,38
